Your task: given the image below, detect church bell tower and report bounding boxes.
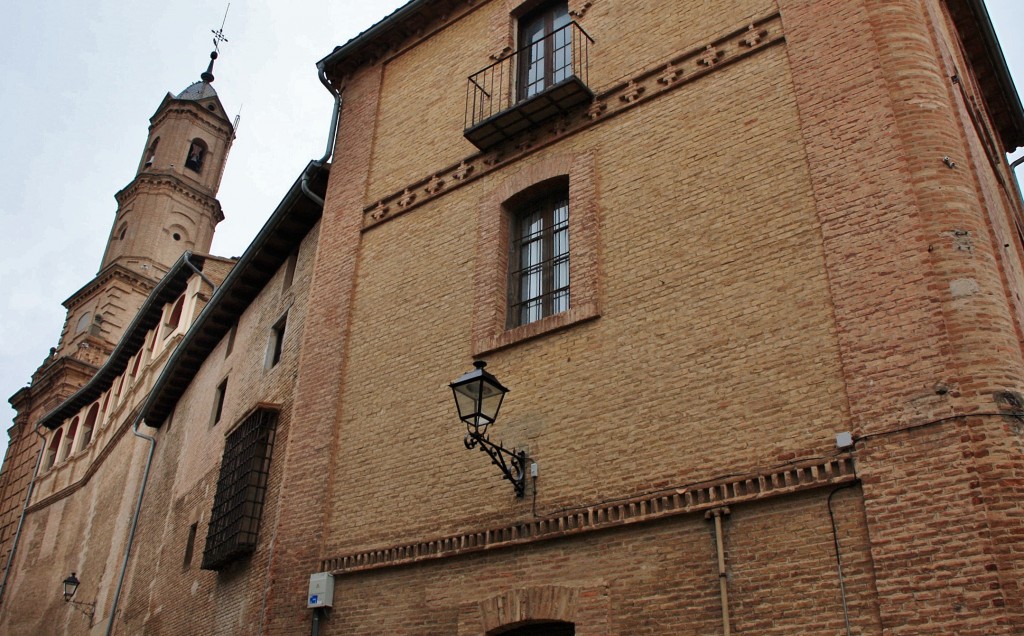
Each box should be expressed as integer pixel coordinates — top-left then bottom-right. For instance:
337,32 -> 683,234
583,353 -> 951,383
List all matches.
57,50 -> 235,364
100,50 -> 235,278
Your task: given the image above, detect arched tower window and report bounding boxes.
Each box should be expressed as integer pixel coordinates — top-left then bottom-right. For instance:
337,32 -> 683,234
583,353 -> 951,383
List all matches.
491,621 -> 575,636
75,312 -> 92,334
58,418 -> 78,463
185,138 -> 208,173
131,350 -> 143,378
44,430 -> 62,470
117,223 -> 128,241
144,136 -> 160,168
79,403 -> 99,450
167,294 -> 185,331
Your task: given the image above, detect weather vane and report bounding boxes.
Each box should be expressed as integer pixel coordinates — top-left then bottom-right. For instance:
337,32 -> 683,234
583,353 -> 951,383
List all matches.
211,4 -> 230,53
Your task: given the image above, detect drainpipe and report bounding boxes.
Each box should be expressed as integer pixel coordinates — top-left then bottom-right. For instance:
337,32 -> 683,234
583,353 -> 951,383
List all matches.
184,253 -> 216,293
106,266 -> 219,636
104,412 -> 153,636
706,507 -> 732,636
828,483 -> 858,636
0,424 -> 48,606
301,63 -> 342,207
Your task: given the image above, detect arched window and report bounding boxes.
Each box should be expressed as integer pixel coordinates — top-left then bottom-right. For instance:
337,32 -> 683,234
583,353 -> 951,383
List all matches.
79,403 -> 99,450
58,418 -> 78,463
75,312 -> 92,334
118,224 -> 128,241
491,621 -> 575,636
144,136 -> 160,167
131,350 -> 143,378
167,294 -> 185,331
506,176 -> 570,327
44,430 -> 62,470
185,138 -> 208,173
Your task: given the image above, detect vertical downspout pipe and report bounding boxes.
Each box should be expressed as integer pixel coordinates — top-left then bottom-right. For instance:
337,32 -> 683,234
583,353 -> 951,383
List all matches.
706,507 -> 732,636
301,63 -> 342,207
828,482 -> 858,636
104,414 -> 153,636
106,268 -> 218,636
0,425 -> 48,606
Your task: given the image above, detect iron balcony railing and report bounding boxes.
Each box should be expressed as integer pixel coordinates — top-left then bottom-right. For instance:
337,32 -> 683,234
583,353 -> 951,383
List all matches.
464,21 -> 594,149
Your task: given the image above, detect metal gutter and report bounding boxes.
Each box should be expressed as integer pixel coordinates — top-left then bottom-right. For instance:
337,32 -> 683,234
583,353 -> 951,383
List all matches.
143,164 -> 326,427
0,427 -> 47,606
966,0 -> 1024,149
316,0 -> 431,71
36,252 -> 206,430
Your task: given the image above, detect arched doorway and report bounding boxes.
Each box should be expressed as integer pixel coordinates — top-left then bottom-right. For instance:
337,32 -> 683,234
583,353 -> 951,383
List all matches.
490,621 -> 575,636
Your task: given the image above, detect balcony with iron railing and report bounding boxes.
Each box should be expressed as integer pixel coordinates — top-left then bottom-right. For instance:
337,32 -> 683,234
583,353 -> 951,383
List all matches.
464,21 -> 594,150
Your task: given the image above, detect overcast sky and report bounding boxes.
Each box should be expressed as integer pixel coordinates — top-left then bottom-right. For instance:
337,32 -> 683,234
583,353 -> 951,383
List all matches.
1,1 -> 1022,464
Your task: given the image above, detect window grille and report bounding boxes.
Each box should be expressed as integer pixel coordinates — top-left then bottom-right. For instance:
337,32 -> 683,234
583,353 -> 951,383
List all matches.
201,407 -> 278,570
508,188 -> 570,327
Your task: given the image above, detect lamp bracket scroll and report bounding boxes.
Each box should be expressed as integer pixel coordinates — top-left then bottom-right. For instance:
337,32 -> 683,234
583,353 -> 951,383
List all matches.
449,360 -> 528,498
464,432 -> 527,498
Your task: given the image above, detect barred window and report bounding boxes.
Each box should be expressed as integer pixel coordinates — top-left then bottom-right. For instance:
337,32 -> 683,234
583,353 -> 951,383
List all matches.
508,181 -> 570,327
201,407 -> 278,570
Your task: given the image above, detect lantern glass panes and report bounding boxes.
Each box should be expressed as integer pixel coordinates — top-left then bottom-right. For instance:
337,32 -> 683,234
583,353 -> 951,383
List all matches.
63,572 -> 80,601
450,361 -> 508,432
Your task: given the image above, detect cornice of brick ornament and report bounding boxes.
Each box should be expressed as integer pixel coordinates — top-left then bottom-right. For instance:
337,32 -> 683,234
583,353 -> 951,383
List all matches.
63,264 -> 157,310
115,172 -> 222,215
150,104 -> 234,139
361,12 -> 783,230
321,453 -> 855,575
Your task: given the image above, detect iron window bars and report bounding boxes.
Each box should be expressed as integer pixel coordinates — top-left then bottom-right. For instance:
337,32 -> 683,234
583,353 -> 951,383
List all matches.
201,407 -> 278,570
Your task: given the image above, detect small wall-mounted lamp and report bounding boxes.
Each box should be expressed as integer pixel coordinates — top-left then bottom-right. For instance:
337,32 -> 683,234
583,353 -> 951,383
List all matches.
62,572 -> 95,627
449,361 -> 527,497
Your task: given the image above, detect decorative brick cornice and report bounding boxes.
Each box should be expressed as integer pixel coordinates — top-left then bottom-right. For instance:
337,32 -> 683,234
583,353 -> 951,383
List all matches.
63,264 -> 157,310
115,172 -> 221,217
361,12 -> 784,231
321,454 -> 855,575
149,104 -> 234,140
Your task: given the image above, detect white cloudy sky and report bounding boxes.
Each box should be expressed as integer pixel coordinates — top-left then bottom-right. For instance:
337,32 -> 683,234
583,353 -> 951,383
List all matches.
0,0 -> 1022,464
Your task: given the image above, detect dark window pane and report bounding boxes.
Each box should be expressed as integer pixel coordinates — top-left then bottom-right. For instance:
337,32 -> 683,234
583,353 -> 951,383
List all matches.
508,183 -> 570,328
201,408 -> 278,570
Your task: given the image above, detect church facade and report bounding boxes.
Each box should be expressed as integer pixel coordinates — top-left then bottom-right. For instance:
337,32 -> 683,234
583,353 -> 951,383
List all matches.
3,0 -> 1024,634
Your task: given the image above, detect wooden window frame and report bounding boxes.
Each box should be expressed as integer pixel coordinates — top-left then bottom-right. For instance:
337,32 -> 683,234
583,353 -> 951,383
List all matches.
517,1 -> 572,100
472,153 -> 600,355
507,182 -> 570,327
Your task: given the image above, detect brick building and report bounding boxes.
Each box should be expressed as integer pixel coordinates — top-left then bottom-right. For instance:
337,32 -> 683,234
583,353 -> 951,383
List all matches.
2,0 -> 1024,634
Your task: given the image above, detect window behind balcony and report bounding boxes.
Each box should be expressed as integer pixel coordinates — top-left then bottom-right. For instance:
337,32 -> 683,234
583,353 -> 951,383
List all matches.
518,1 -> 571,100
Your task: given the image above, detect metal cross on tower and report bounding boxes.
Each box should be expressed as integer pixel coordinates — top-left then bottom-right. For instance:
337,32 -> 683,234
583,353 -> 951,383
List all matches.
211,4 -> 230,52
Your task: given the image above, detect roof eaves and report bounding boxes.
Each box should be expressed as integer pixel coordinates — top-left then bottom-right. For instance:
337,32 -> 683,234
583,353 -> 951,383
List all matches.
141,162 -> 329,427
317,0 -> 431,75
960,0 -> 1024,150
38,253 -> 206,430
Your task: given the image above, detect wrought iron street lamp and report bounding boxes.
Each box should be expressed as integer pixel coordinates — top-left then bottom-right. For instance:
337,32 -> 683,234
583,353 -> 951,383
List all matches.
62,572 -> 79,602
61,572 -> 95,627
449,361 -> 527,497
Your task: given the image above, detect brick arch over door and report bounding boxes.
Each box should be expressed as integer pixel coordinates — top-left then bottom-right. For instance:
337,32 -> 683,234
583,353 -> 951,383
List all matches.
458,584 -> 610,635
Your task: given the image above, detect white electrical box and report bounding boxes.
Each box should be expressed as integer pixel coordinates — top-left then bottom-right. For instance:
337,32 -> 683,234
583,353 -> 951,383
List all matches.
835,431 -> 854,450
307,572 -> 335,608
